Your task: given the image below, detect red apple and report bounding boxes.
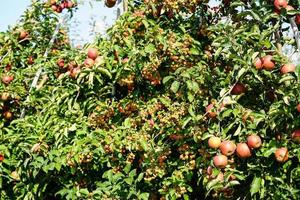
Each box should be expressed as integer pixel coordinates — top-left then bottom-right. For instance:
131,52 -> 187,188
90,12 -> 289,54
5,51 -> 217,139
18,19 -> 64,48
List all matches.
3,111 -> 13,120
51,4 -> 57,11
296,15 -> 300,25
292,129 -> 300,144
105,0 -> 117,8
208,136 -> 221,149
213,155 -> 228,168
50,0 -> 57,5
231,83 -> 246,95
206,166 -> 213,176
69,67 -> 81,79
57,59 -> 65,68
280,63 -> 296,74
2,75 -> 14,85
297,104 -> 300,113
0,153 -> 4,162
84,58 -> 95,67
254,58 -> 263,70
236,143 -> 251,158
27,56 -> 34,65
274,0 -> 288,10
206,103 -> 217,118
87,48 -> 98,60
275,147 -> 288,163
247,135 -> 262,149
220,140 -> 236,156
262,55 -> 275,70
66,1 -> 74,8
19,31 -> 28,40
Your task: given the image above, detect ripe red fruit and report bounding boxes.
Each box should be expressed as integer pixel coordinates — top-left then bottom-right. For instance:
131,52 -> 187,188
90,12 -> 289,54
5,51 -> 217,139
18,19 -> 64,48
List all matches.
105,0 -> 117,8
66,1 -> 74,8
220,140 -> 236,156
280,63 -> 296,74
236,143 -> 251,158
297,104 -> 300,113
262,55 -> 275,70
27,56 -> 34,65
296,15 -> 300,25
247,135 -> 262,149
50,0 -> 57,5
206,103 -> 217,118
69,67 -> 81,79
213,155 -> 228,168
0,153 -> 4,162
3,111 -> 13,120
57,59 -> 65,68
60,2 -> 65,9
2,75 -> 14,85
208,136 -> 221,149
51,5 -> 57,11
206,166 -> 213,176
87,48 -> 98,60
231,83 -> 246,95
84,58 -> 95,67
275,147 -> 288,163
19,31 -> 28,40
254,58 -> 263,70
274,0 -> 288,10
292,129 -> 300,144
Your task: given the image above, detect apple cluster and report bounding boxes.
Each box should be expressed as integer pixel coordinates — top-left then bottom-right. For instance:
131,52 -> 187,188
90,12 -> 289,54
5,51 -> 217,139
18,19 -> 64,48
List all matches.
254,55 -> 296,74
48,0 -> 76,13
273,0 -> 300,25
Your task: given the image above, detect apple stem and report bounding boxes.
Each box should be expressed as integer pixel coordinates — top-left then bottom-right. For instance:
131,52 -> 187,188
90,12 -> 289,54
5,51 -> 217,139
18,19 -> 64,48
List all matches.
289,17 -> 300,52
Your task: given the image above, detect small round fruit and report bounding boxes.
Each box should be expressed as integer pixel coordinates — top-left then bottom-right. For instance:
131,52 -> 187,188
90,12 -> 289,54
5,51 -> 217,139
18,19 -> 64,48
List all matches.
247,135 -> 262,149
206,104 -> 217,118
236,143 -> 251,158
19,31 -> 28,40
274,0 -> 288,10
231,83 -> 246,95
51,4 -> 57,11
2,75 -> 14,85
220,140 -> 236,156
208,136 -> 221,149
57,59 -> 65,68
27,56 -> 34,65
254,58 -> 263,70
275,147 -> 288,163
206,166 -> 213,176
3,111 -> 13,120
213,155 -> 228,168
262,55 -> 275,70
105,0 -> 117,8
0,153 -> 4,162
297,104 -> 300,113
292,129 -> 300,144
296,15 -> 300,25
280,63 -> 296,74
87,48 -> 98,60
84,58 -> 95,67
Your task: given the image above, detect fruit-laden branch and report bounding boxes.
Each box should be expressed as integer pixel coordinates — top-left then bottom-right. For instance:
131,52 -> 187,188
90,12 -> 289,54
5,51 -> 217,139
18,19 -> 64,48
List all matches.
289,17 -> 300,51
20,14 -> 70,118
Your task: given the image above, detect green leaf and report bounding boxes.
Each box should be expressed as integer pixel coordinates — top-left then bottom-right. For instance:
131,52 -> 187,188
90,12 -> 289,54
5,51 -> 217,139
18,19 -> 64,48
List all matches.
171,81 -> 180,93
145,44 -> 156,54
250,176 -> 262,196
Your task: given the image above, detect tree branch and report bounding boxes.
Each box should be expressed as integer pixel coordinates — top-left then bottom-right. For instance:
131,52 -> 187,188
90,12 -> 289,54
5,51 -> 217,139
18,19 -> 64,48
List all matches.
289,17 -> 300,52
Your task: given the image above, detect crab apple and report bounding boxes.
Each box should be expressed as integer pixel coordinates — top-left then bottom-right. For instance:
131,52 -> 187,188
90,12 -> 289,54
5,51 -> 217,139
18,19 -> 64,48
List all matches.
275,147 -> 288,163
254,58 -> 263,70
236,143 -> 251,158
220,140 -> 236,156
0,153 -> 4,162
280,63 -> 296,74
292,129 -> 300,144
297,104 -> 300,113
51,4 -> 57,11
67,1 -> 74,8
105,0 -> 117,8
206,103 -> 217,118
213,155 -> 228,168
231,83 -> 246,95
19,30 -> 28,40
247,135 -> 262,149
87,48 -> 98,60
57,59 -> 65,68
2,75 -> 14,85
208,136 -> 221,149
3,111 -> 13,120
296,15 -> 300,25
274,0 -> 288,10
84,58 -> 95,67
262,55 -> 275,70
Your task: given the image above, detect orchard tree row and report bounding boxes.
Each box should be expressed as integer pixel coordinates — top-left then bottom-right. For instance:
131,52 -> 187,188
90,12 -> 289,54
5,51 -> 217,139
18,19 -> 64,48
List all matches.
0,0 -> 300,199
